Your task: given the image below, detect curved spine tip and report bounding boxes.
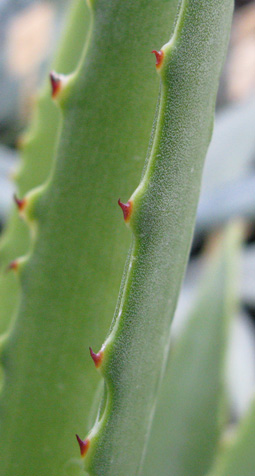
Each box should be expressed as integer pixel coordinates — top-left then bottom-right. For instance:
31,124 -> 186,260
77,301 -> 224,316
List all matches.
89,347 -> 103,368
49,71 -> 62,98
151,49 -> 164,69
118,199 -> 133,222
76,434 -> 90,457
13,194 -> 26,213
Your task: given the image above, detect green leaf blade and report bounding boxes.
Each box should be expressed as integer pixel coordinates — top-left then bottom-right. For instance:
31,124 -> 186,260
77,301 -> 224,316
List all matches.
142,223 -> 242,476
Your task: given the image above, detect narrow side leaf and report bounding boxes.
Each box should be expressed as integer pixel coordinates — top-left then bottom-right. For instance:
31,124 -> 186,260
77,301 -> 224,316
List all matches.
142,222 -> 242,476
208,399 -> 255,476
0,0 -> 90,333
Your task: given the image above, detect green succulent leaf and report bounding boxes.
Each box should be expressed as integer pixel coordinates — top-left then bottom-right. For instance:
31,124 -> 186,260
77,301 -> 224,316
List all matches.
0,0 -> 90,333
81,1 -> 234,475
0,1 -> 179,475
142,222 -> 242,476
208,399 -> 255,476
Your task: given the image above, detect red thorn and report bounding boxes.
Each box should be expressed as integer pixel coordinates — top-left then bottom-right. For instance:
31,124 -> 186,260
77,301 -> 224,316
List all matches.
7,260 -> 19,272
50,71 -> 62,98
89,347 -> 103,368
76,434 -> 90,457
14,194 -> 26,212
151,50 -> 164,69
118,199 -> 133,222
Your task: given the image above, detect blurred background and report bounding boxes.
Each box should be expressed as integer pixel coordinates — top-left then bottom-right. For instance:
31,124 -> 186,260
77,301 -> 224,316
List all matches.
0,0 -> 254,424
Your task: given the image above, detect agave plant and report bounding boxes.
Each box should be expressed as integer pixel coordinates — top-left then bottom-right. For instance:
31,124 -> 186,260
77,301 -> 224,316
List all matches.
0,1 -> 253,476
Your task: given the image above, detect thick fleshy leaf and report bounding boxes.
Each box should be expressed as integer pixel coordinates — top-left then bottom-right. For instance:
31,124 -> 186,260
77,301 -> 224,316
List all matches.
82,1 -> 234,474
0,0 -> 90,333
142,222 -> 242,476
0,1 -> 180,475
208,399 -> 255,476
